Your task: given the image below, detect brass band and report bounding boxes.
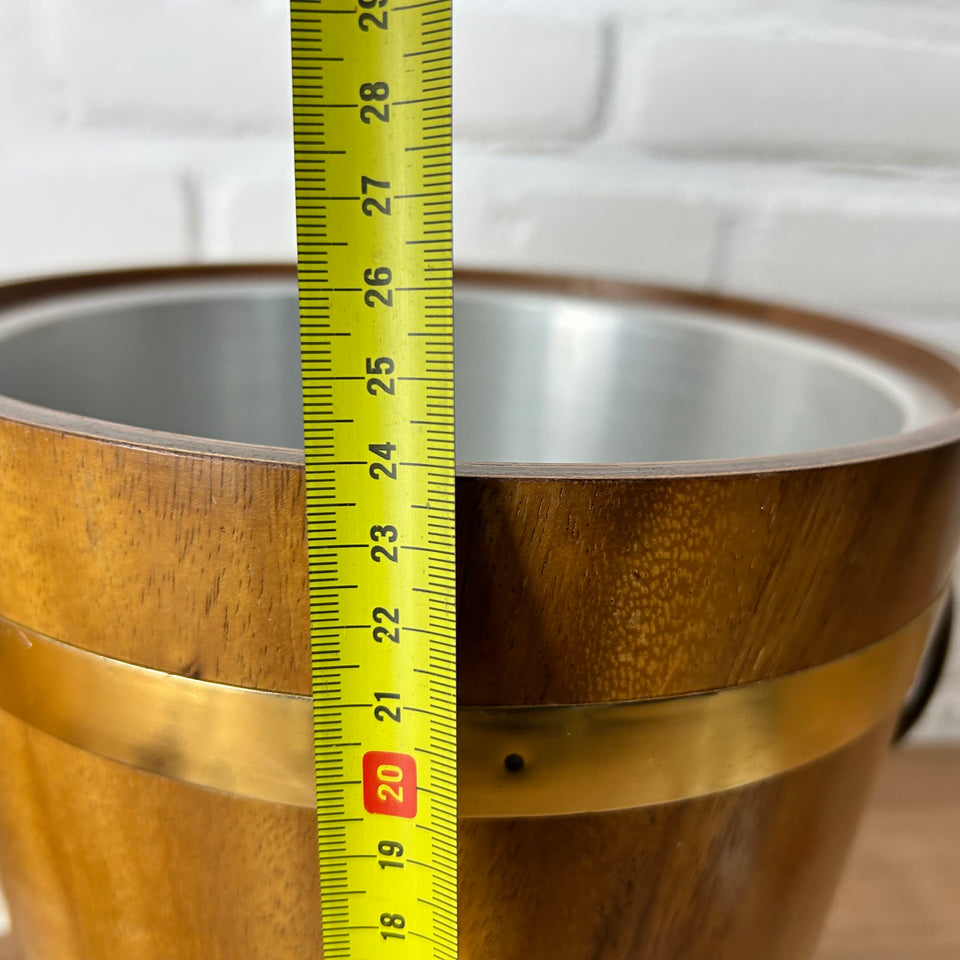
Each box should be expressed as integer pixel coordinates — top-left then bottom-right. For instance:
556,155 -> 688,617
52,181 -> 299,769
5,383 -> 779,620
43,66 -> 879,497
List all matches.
0,602 -> 938,818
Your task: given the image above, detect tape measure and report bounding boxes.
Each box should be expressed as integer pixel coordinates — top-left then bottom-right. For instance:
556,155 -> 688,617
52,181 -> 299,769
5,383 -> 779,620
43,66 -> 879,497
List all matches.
291,1 -> 456,958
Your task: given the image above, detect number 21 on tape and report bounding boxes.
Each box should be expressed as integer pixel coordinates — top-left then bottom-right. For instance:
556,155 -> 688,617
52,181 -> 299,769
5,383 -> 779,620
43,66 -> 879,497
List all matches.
363,751 -> 418,818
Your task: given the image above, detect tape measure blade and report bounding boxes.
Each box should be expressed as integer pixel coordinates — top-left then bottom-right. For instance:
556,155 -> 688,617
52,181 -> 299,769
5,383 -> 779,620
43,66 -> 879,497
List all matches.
292,1 -> 455,958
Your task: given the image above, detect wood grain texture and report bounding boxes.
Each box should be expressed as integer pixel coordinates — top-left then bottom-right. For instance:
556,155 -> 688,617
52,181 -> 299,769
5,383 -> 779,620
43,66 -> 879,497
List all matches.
5,744 -> 955,960
459,722 -> 897,960
0,715 -> 897,960
0,419 -> 956,705
457,452 -> 960,704
3,745 -> 955,960
0,418 -> 311,694
0,714 -> 322,960
0,268 -> 958,958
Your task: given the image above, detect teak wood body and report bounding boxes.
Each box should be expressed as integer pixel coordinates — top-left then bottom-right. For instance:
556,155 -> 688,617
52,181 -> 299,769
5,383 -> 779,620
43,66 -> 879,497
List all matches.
0,267 -> 959,959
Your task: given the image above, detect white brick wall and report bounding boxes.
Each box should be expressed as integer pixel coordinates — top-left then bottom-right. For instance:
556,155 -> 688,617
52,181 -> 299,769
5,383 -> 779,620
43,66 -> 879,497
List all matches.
2,0 -> 960,740
453,13 -> 607,144
46,0 -> 293,134
0,156 -> 190,278
612,30 -> 960,162
0,1 -> 62,135
202,150 -> 295,262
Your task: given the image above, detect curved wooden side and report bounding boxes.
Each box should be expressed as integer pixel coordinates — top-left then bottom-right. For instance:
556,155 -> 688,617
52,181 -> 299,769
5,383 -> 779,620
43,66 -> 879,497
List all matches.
0,419 -> 311,695
0,417 -> 957,706
459,723 -> 896,960
0,710 -> 894,960
457,447 -> 960,704
0,712 -> 321,960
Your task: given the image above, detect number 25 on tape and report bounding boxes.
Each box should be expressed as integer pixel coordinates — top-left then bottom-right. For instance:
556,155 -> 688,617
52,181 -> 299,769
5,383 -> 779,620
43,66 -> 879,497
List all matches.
363,751 -> 418,818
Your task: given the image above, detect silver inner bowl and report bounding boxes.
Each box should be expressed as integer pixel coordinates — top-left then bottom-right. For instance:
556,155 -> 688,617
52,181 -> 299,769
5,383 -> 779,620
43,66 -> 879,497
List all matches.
0,278 -> 949,464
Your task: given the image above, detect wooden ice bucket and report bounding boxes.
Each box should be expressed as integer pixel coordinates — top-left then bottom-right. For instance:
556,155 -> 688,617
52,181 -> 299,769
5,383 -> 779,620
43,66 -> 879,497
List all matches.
0,266 -> 958,960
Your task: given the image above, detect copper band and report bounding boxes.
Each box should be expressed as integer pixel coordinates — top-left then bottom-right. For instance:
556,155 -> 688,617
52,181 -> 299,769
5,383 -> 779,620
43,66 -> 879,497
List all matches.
0,602 -> 938,818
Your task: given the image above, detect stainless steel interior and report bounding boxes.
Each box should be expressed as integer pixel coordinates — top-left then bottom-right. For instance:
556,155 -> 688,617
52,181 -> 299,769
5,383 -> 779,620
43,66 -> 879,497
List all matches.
0,278 -> 950,464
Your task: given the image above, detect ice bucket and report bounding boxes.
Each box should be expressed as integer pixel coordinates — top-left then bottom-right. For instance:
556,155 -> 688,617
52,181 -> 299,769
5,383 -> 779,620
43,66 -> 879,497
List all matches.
0,265 -> 958,959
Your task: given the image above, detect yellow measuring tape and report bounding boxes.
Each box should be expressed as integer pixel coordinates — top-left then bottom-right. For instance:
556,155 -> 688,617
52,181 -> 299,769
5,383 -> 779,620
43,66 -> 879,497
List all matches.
291,1 -> 455,958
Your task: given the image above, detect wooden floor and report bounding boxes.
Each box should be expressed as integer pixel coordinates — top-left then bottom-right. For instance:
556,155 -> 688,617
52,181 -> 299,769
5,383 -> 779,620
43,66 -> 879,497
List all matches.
815,746 -> 960,960
0,747 -> 956,959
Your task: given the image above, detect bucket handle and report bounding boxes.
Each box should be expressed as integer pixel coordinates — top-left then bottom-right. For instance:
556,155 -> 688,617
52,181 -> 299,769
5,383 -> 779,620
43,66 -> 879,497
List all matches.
893,589 -> 953,742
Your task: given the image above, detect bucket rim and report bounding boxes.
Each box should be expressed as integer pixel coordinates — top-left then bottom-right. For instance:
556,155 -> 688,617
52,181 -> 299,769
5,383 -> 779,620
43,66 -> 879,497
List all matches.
1,263 -> 959,480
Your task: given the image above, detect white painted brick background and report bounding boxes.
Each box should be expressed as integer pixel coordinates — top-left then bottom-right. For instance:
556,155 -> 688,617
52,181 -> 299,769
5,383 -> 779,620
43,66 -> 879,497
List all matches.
2,0 -> 960,741
612,31 -> 960,161
454,13 -> 607,144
